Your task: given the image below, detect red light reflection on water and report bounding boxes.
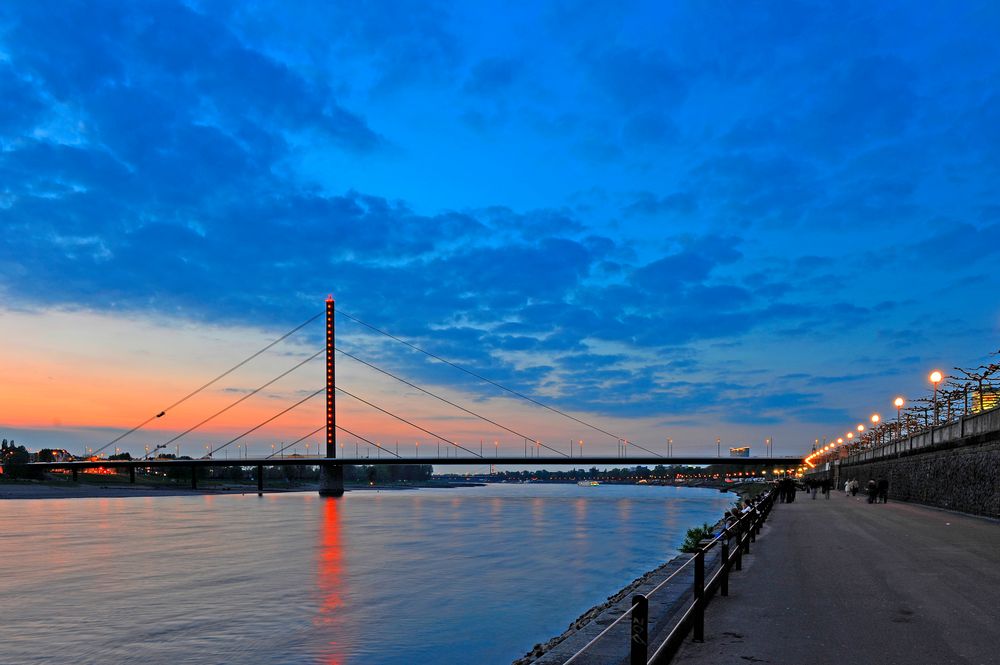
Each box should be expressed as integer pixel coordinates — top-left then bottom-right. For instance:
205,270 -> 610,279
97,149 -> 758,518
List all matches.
316,498 -> 345,665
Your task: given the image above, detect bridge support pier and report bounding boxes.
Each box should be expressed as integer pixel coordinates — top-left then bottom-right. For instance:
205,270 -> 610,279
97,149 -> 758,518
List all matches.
257,464 -> 264,495
319,464 -> 344,497
191,467 -> 197,490
129,466 -> 136,484
72,468 -> 78,482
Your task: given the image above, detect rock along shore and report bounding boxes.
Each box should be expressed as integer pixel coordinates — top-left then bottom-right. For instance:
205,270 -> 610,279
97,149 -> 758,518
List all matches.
513,484 -> 758,664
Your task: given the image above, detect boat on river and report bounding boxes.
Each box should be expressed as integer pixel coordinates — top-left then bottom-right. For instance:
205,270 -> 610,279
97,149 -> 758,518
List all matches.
577,480 -> 600,487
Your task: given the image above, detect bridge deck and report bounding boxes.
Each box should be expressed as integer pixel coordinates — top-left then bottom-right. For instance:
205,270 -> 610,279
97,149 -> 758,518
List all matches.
672,491 -> 1000,665
29,455 -> 802,469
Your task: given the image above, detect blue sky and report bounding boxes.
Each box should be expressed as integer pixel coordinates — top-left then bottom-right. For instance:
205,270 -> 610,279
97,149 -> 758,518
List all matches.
1,1 -> 998,458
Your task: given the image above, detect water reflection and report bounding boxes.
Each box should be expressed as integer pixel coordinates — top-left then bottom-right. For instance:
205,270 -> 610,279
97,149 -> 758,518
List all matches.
1,485 -> 734,665
316,498 -> 346,665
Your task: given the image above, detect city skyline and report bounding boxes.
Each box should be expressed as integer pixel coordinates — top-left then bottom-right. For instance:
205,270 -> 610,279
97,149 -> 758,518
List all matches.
2,1 -> 999,459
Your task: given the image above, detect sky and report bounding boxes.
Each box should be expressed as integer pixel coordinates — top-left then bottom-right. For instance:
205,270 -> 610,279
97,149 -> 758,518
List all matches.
1,1 -> 999,465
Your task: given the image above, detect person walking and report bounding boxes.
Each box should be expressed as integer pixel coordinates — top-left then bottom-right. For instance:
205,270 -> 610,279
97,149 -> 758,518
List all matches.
810,478 -> 819,500
866,479 -> 877,504
821,477 -> 831,499
877,477 -> 889,503
850,479 -> 859,497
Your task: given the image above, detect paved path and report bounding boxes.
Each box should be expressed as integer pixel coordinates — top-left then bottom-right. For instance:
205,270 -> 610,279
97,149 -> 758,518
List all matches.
672,493 -> 1000,665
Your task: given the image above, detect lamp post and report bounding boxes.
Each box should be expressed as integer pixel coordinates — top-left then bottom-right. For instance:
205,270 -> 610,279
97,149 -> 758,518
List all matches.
717,437 -> 721,457
930,371 -> 943,425
871,414 -> 881,446
667,437 -> 673,457
894,397 -> 905,440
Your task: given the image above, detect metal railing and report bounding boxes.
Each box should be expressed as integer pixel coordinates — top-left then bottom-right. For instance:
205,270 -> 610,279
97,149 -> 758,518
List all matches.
561,489 -> 776,664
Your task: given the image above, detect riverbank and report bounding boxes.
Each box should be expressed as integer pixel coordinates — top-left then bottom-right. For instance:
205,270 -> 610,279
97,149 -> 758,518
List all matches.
513,484 -> 756,663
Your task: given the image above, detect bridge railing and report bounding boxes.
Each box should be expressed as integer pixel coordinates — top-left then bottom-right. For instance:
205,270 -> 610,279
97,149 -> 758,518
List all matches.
561,489 -> 776,665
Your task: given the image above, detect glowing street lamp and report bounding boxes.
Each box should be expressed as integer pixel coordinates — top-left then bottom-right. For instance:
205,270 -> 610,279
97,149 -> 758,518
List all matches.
929,371 -> 943,424
894,397 -> 905,439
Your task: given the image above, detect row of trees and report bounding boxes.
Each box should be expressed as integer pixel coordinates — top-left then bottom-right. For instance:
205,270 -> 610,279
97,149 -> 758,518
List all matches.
1,438 -> 41,479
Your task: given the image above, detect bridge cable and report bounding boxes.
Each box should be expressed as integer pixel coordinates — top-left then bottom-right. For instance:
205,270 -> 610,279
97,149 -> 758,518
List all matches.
332,425 -> 402,459
158,348 -> 324,451
335,386 -> 483,458
335,346 -> 569,458
337,310 -> 661,457
265,424 -> 402,459
208,386 -> 325,457
264,424 -> 324,459
91,311 -> 323,457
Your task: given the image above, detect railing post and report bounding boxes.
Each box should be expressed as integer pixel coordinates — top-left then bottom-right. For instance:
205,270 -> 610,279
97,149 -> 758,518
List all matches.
721,535 -> 730,597
736,520 -> 745,569
630,594 -> 648,665
257,464 -> 264,495
693,549 -> 705,642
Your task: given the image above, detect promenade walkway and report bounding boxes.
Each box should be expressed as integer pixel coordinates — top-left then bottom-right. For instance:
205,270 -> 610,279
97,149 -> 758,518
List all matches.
672,491 -> 1000,665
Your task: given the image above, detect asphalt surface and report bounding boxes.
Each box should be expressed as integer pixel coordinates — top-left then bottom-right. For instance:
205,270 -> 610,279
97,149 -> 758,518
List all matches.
672,491 -> 1000,665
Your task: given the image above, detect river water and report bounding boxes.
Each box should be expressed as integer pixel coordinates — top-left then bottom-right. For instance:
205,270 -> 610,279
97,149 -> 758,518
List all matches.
1,484 -> 734,664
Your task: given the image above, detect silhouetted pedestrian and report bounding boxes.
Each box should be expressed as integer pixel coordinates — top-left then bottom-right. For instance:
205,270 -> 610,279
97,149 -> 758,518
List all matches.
877,477 -> 889,503
866,479 -> 877,504
850,480 -> 859,497
821,477 -> 831,499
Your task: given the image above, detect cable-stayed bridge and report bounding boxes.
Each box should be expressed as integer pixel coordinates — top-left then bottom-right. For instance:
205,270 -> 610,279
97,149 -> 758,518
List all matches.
28,297 -> 801,495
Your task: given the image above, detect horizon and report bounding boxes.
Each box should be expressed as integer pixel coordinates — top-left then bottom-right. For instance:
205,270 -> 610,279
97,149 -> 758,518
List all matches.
2,1 -> 998,463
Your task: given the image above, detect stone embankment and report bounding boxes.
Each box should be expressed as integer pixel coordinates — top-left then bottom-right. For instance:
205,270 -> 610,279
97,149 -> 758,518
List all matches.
832,406 -> 1000,518
513,485 -> 757,664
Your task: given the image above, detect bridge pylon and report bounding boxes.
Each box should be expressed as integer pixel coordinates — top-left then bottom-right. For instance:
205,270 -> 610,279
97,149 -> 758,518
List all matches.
319,295 -> 344,497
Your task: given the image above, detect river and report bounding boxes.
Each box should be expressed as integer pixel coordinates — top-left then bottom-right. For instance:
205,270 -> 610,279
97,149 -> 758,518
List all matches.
1,483 -> 734,664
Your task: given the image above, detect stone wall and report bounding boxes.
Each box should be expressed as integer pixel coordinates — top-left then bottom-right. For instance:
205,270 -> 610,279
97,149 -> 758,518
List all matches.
836,438 -> 1000,518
